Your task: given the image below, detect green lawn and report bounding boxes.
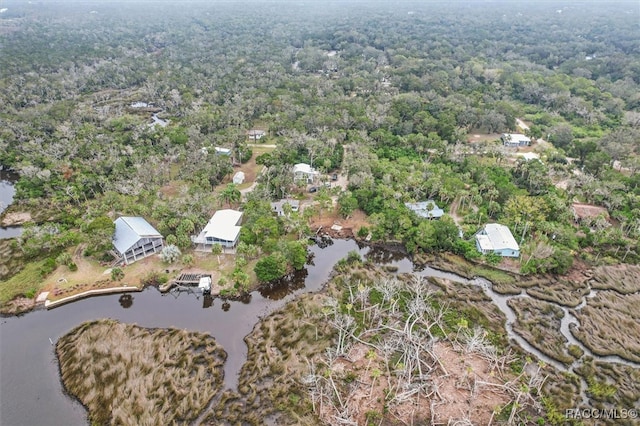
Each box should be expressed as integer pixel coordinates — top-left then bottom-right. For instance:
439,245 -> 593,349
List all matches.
0,260 -> 47,305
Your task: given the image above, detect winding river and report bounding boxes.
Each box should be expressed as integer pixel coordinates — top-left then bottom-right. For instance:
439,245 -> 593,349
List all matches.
0,240 -> 637,425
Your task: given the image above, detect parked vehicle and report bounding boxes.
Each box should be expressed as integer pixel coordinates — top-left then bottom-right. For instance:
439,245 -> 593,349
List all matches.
308,186 -> 318,193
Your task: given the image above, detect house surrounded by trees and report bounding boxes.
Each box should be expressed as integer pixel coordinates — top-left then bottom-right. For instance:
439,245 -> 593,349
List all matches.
501,133 -> 531,147
293,163 -> 318,184
192,209 -> 243,250
475,223 -> 520,257
405,201 -> 445,219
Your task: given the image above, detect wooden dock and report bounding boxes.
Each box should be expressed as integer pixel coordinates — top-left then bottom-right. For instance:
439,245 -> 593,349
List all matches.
160,273 -> 211,293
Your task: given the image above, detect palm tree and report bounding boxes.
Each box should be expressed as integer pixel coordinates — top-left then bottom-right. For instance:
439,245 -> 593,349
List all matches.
218,183 -> 241,208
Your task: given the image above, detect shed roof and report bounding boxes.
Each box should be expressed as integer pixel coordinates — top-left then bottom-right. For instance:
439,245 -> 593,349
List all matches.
198,209 -> 243,243
478,223 -> 519,251
113,217 -> 162,254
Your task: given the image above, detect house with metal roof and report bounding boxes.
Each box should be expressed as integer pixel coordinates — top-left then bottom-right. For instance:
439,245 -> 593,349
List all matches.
270,199 -> 300,216
501,133 -> 531,147
112,217 -> 164,265
192,209 -> 243,250
475,223 -> 520,257
405,201 -> 445,219
293,163 -> 318,183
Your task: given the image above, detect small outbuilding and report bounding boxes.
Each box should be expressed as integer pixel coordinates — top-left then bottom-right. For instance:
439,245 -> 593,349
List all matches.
215,147 -> 231,156
112,216 -> 164,265
192,209 -> 243,250
475,223 -> 520,257
233,171 -> 245,184
405,201 -> 445,219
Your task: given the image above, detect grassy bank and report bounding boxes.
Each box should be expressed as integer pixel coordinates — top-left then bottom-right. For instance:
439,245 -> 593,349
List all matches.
0,259 -> 47,310
56,319 -> 226,425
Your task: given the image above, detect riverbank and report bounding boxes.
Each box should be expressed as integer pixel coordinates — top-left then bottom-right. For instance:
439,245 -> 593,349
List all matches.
1,239 -> 639,425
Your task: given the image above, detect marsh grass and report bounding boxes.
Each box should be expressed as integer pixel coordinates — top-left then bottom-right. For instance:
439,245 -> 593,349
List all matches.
573,291 -> 640,363
590,264 -> 640,294
508,298 -> 578,364
56,319 -> 226,425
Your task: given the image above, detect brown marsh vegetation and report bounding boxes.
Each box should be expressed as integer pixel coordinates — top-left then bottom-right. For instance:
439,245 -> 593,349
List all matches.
56,319 -> 226,425
508,297 -> 582,364
202,263 -> 548,425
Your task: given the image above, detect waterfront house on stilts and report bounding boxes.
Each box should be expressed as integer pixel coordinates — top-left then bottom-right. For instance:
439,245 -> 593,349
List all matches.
112,216 -> 164,265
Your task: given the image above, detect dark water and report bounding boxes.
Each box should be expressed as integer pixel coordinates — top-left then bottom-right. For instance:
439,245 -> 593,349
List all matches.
0,239 -> 424,426
0,169 -> 22,240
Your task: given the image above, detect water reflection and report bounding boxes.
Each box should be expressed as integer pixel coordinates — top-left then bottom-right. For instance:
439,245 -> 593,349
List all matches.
118,294 -> 134,309
258,269 -> 308,300
202,294 -> 213,309
363,244 -> 406,264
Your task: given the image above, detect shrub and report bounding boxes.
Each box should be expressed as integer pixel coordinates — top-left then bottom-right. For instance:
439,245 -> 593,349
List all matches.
181,254 -> 194,266
357,226 -> 370,239
111,267 -> 124,281
160,245 -> 182,264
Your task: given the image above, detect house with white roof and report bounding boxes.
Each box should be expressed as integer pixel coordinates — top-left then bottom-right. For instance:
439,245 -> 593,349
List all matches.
293,163 -> 318,183
501,133 -> 531,147
405,201 -> 445,219
475,223 -> 520,257
192,209 -> 243,250
214,147 -> 232,156
112,216 -> 164,265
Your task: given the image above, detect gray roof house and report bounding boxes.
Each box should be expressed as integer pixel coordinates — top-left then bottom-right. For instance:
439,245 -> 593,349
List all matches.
405,201 -> 445,219
192,209 -> 243,249
271,199 -> 300,216
475,223 -> 520,257
113,217 -> 164,265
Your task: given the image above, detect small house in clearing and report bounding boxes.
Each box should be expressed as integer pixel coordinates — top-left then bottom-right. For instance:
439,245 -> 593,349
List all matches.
271,199 -> 300,216
293,163 -> 318,183
233,171 -> 245,185
214,147 -> 232,156
247,130 -> 266,141
475,223 -> 520,257
501,133 -> 531,147
405,201 -> 444,219
192,209 -> 243,250
112,216 -> 164,265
